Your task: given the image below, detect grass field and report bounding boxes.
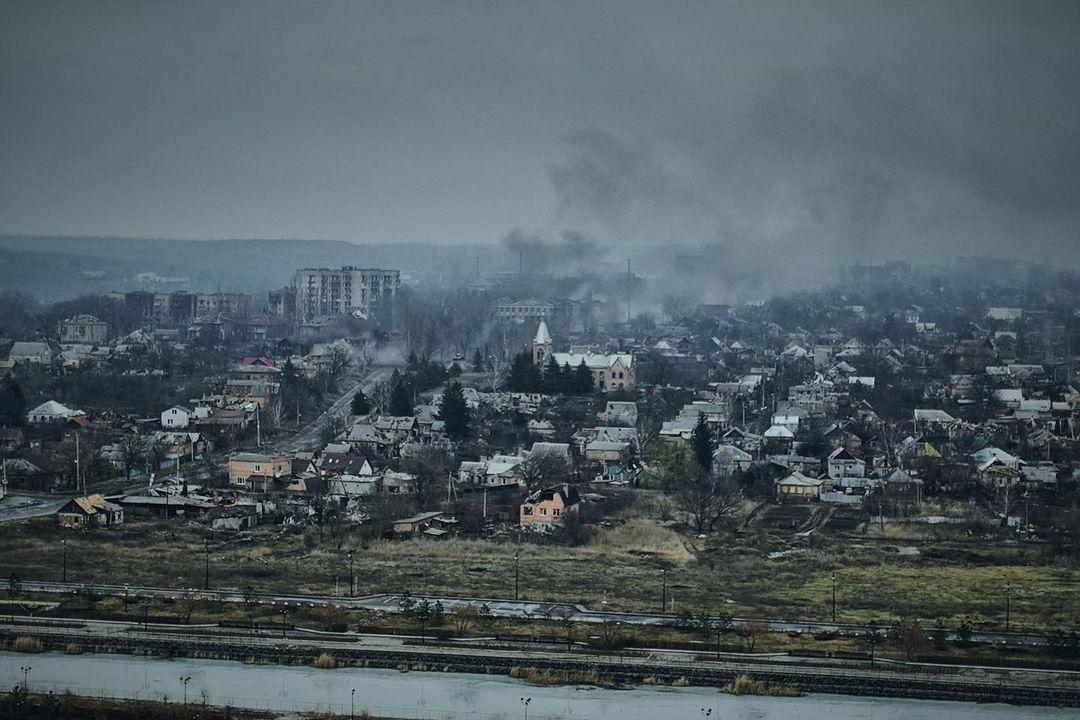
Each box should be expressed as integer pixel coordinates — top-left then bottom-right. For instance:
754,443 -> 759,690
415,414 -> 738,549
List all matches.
1,513 -> 1078,632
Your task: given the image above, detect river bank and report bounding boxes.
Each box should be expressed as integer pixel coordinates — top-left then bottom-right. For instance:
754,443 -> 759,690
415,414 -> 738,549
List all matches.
2,624 -> 1079,707
3,651 -> 1080,720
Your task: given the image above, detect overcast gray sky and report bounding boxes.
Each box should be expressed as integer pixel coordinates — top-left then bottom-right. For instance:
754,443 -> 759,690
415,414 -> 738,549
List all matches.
1,0 -> 1078,262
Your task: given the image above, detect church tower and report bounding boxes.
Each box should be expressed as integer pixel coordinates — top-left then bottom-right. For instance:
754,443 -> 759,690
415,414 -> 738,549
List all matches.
532,320 -> 552,365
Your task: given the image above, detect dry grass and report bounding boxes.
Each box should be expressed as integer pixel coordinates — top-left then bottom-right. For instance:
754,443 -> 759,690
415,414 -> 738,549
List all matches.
508,666 -> 614,687
587,519 -> 696,564
2,514 -> 1078,631
313,652 -> 336,669
12,635 -> 43,653
724,674 -> 802,697
65,642 -> 82,655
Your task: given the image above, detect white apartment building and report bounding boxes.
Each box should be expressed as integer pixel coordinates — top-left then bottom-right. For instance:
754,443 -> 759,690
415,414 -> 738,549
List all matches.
294,267 -> 401,322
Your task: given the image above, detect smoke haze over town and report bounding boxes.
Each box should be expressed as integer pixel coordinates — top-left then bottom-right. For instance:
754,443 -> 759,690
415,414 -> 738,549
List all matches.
4,6 -> 1080,716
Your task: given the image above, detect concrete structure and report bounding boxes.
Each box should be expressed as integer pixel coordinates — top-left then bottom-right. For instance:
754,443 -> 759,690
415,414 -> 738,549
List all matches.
57,494 -> 124,529
160,405 -> 193,429
228,452 -> 290,490
26,400 -> 82,425
495,298 -> 555,324
520,483 -> 580,527
532,321 -> 634,392
294,267 -> 401,322
58,314 -> 108,344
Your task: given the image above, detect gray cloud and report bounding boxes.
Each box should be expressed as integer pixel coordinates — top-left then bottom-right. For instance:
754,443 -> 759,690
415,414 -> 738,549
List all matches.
1,0 -> 1077,272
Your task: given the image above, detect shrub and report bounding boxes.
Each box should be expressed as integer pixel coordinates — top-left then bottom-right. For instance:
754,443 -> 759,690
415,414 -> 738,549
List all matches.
313,652 -> 336,669
723,674 -> 801,697
12,635 -> 43,653
65,643 -> 82,655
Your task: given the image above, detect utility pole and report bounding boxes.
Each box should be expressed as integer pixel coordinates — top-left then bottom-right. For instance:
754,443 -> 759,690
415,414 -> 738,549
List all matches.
281,608 -> 289,639
661,568 -> 668,613
62,539 -> 67,583
204,539 -> 210,590
348,552 -> 355,597
74,432 -> 81,493
514,551 -> 520,601
831,572 -> 837,622
1005,581 -> 1011,631
256,406 -> 262,448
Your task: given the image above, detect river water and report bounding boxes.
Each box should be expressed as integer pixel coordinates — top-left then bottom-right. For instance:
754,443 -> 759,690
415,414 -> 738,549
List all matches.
1,651 -> 1074,719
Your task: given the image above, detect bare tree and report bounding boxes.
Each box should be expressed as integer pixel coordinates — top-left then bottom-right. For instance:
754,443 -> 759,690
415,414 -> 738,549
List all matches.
265,397 -> 283,430
326,344 -> 353,380
119,433 -> 148,481
990,482 -> 1021,526
320,413 -> 348,446
736,620 -> 769,652
549,605 -> 577,650
672,469 -> 741,534
451,604 -> 482,636
177,592 -> 201,625
520,452 -> 570,491
370,377 -> 395,415
403,445 -> 455,511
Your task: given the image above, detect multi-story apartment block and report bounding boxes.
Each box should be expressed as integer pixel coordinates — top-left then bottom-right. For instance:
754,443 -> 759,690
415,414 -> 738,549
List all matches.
294,267 -> 401,322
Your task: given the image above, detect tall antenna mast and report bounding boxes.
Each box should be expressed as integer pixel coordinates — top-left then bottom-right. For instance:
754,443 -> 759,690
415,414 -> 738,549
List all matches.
626,258 -> 631,324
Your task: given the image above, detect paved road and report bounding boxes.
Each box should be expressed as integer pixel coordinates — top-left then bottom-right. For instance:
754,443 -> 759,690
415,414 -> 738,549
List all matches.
277,366 -> 393,452
0,495 -> 66,524
17,580 -> 1052,648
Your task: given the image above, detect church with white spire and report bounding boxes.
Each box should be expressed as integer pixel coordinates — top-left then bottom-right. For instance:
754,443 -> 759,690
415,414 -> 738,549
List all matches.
531,320 -> 635,393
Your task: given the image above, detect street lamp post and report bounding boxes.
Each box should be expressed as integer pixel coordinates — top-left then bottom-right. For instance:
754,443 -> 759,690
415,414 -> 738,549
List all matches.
180,676 -> 191,706
351,688 -> 356,720
520,696 -> 531,720
281,608 -> 289,639
348,552 -> 354,598
204,539 -> 210,590
831,572 -> 837,623
19,666 -> 31,693
62,539 -> 67,583
514,552 -> 520,601
660,568 -> 668,614
1006,581 -> 1011,631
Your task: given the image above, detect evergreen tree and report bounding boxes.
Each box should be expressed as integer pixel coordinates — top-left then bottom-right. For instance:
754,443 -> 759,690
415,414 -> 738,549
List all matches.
574,359 -> 594,394
543,354 -> 562,394
0,380 -> 26,426
281,358 -> 298,385
449,362 -> 463,377
407,350 -> 419,369
506,352 -> 532,392
562,362 -> 574,394
472,349 -> 484,372
350,389 -> 371,416
692,413 -> 714,473
389,372 -> 414,416
507,351 -> 544,392
438,380 -> 470,440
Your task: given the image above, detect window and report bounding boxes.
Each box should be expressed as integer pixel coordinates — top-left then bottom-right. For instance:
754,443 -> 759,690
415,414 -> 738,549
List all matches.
523,506 -> 533,515
553,508 -> 561,517
540,508 -> 547,516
